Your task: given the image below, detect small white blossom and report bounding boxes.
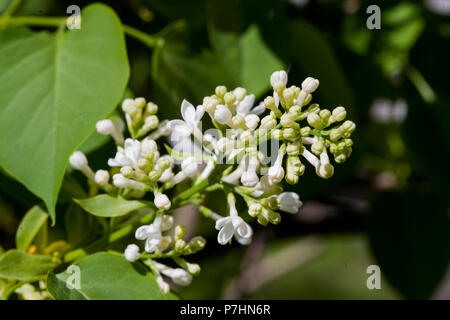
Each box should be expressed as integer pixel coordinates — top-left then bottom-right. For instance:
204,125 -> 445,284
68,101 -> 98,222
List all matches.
108,138 -> 143,169
236,94 -> 265,117
168,99 -> 205,140
215,195 -> 253,245
124,244 -> 140,262
135,215 -> 172,253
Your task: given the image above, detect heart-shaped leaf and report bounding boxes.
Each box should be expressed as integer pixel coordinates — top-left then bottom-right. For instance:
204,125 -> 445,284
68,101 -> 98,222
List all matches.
0,4 -> 129,223
47,252 -> 178,300
74,194 -> 151,217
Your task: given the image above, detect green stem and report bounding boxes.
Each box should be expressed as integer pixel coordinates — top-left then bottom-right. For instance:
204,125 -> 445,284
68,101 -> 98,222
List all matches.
1,275 -> 47,300
405,66 -> 436,104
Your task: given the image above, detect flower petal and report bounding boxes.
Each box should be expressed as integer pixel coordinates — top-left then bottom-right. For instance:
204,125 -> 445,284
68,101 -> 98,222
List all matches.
217,221 -> 234,245
181,99 -> 196,124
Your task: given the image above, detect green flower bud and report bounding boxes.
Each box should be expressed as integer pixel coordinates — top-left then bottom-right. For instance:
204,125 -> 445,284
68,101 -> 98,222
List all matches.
257,210 -> 269,226
186,263 -> 201,276
146,102 -> 159,115
280,113 -> 299,129
319,109 -> 331,122
175,225 -> 187,240
300,126 -> 311,137
286,141 -> 303,156
260,115 -> 277,130
329,128 -> 343,141
285,172 -> 299,184
224,92 -> 236,106
232,114 -> 246,129
344,138 -> 353,147
272,129 -> 283,140
120,166 -> 134,178
311,140 -> 325,155
134,97 -> 146,109
189,236 -> 206,252
157,236 -> 172,253
303,93 -> 312,106
282,128 -> 298,140
287,155 -> 305,176
157,157 -> 171,170
334,153 -> 347,163
215,85 -> 227,98
268,210 -> 281,225
138,158 -> 151,172
307,112 -> 321,128
248,202 -> 262,217
341,120 -> 356,137
261,197 -> 279,211
332,106 -> 346,122
174,239 -> 187,253
289,105 -> 302,116
148,169 -> 162,181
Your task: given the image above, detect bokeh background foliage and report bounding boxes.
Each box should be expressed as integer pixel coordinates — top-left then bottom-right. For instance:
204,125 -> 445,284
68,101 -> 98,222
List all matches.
0,0 -> 449,299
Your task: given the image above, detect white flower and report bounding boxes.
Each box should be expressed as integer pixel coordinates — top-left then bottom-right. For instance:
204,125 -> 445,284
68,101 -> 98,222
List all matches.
275,192 -> 303,214
222,166 -> 244,184
215,196 -> 253,245
94,169 -> 110,186
155,262 -> 192,286
69,151 -> 94,179
181,157 -> 201,177
213,104 -> 233,126
135,215 -> 172,253
112,173 -> 146,190
168,99 -> 205,139
96,118 -> 124,144
244,114 -> 260,130
268,149 -> 285,185
108,138 -> 142,169
154,192 -> 171,211
236,94 -> 265,117
124,244 -> 140,262
270,70 -> 288,90
159,168 -> 174,183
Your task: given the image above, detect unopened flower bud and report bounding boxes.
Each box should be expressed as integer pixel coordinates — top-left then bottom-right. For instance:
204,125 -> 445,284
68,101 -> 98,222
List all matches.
154,192 -> 171,210
319,109 -> 331,123
260,115 -> 277,130
301,77 -> 319,93
332,106 -> 346,122
175,225 -> 187,240
272,129 -> 283,140
146,102 -> 158,115
282,128 -> 298,140
232,114 -> 246,128
311,140 -> 325,155
214,105 -> 232,125
245,114 -> 260,130
248,202 -> 262,217
94,170 -> 110,186
124,244 -> 140,262
307,112 -> 321,128
215,85 -> 227,98
300,126 -> 311,136
224,92 -> 236,106
233,87 -> 247,101
285,172 -> 299,185
120,166 -> 134,178
270,71 -> 288,91
134,97 -> 146,109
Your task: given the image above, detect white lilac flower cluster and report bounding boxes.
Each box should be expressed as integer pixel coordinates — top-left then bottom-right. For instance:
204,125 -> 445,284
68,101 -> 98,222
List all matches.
68,70 -> 355,294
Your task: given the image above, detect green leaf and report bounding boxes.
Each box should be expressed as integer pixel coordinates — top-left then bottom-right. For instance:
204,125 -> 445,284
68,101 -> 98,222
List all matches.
0,4 -> 130,224
64,204 -> 97,248
74,194 -> 151,217
47,252 -> 178,300
210,24 -> 284,98
0,250 -> 59,281
16,205 -> 48,251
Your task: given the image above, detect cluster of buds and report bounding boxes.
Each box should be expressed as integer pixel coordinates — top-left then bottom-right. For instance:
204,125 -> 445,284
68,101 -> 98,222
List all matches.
68,71 -> 356,294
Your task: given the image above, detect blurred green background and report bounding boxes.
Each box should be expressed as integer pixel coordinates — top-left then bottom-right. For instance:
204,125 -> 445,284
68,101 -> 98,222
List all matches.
0,0 -> 449,299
